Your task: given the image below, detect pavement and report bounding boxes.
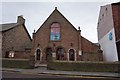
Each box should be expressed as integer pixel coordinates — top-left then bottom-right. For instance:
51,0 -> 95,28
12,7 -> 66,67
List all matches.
1,64 -> 120,78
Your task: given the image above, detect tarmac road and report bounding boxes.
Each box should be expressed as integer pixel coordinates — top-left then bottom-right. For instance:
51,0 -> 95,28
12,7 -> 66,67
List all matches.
2,71 -> 119,80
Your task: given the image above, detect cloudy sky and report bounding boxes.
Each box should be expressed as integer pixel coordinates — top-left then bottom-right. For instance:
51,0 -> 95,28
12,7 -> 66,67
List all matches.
1,0 -> 119,43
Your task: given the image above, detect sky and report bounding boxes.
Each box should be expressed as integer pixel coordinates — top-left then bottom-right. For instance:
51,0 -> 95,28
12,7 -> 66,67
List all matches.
1,0 -> 119,43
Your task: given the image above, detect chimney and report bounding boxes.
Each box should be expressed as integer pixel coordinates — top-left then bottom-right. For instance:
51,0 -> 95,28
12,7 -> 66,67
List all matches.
32,29 -> 36,39
55,7 -> 57,10
77,26 -> 82,56
78,26 -> 81,32
17,15 -> 25,24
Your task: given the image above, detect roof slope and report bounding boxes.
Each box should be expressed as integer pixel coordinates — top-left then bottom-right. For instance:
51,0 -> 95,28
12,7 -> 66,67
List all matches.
36,8 -> 78,33
0,23 -> 19,32
0,22 -> 32,41
35,8 -> 97,44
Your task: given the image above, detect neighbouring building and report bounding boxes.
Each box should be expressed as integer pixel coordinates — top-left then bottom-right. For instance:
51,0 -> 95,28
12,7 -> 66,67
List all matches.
0,16 -> 32,59
97,2 -> 120,61
32,7 -> 103,63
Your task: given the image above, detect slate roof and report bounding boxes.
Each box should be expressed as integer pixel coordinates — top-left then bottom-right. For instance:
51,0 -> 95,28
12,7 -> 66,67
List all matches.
112,2 -> 120,5
0,23 -> 19,32
0,22 -> 32,42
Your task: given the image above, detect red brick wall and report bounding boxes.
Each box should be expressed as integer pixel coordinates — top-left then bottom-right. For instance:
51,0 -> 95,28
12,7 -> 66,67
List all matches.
82,52 -> 103,61
32,9 -> 100,61
112,3 -> 120,61
14,51 -> 30,59
78,36 -> 102,61
0,32 -> 2,57
112,3 -> 120,41
81,36 -> 99,53
32,9 -> 80,60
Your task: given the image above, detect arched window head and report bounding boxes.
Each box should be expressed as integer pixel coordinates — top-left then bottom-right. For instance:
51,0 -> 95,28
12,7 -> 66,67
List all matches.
50,22 -> 60,41
69,49 -> 75,61
56,47 -> 65,60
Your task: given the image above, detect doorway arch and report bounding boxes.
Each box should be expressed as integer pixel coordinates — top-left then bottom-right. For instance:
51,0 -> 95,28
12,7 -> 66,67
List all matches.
56,47 -> 65,60
36,49 -> 41,60
69,49 -> 75,61
45,47 -> 52,61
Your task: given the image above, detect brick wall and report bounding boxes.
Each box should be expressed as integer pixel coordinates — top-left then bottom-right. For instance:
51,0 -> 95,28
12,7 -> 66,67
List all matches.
112,3 -> 120,61
82,52 -> 103,61
2,24 -> 32,58
0,32 -> 2,57
112,3 -> 120,41
33,9 -> 80,61
14,51 -> 30,59
32,8 -> 101,61
81,37 -> 99,52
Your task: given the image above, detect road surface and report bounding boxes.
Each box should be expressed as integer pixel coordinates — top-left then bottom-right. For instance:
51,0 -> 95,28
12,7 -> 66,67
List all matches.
2,71 -> 119,80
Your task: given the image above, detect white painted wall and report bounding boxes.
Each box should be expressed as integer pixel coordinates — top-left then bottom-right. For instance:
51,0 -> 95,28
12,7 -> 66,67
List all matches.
98,5 -> 114,40
99,28 -> 118,61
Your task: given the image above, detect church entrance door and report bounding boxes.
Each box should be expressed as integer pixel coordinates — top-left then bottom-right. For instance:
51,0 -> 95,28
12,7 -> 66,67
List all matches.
46,48 -> 52,61
69,49 -> 75,61
36,49 -> 41,60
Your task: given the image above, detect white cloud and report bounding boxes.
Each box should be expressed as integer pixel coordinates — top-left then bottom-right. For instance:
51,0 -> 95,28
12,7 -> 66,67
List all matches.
1,1 -> 119,43
1,0 -> 120,2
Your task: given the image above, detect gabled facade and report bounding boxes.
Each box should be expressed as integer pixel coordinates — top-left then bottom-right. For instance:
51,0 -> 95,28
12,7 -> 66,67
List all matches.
1,16 -> 32,59
97,2 -> 120,61
32,7 -> 102,63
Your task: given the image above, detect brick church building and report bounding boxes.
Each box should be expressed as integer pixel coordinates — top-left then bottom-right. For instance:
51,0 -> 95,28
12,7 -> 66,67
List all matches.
32,7 -> 103,63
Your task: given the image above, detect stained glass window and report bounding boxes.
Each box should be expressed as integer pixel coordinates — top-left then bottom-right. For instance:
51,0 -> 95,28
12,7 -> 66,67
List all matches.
50,22 -> 60,40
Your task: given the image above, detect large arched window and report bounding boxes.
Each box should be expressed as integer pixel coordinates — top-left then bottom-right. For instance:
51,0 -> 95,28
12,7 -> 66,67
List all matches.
50,22 -> 60,41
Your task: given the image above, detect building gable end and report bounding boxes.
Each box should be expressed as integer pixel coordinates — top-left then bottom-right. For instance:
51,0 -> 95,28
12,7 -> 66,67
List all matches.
36,8 -> 78,34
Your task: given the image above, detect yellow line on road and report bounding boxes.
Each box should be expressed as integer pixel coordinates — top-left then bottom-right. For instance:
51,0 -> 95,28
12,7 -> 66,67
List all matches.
21,72 -> 35,75
65,75 -> 115,79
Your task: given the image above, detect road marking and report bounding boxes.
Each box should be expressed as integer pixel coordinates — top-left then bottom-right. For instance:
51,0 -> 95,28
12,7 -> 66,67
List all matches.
2,70 -> 20,73
65,75 -> 118,79
21,72 -> 34,74
65,75 -> 103,78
